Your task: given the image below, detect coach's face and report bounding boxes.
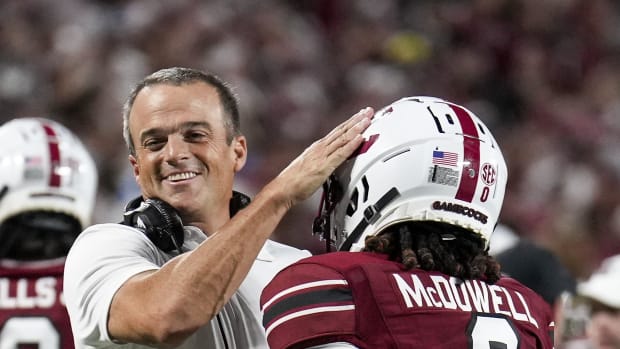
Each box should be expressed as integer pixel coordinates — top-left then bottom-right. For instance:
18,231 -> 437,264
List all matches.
128,82 -> 247,233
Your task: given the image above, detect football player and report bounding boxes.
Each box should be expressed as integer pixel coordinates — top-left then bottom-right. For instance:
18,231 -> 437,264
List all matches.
0,118 -> 97,349
261,96 -> 554,348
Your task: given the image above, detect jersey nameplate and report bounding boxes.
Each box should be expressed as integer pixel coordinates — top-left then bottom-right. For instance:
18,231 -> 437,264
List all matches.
0,277 -> 62,309
392,273 -> 538,328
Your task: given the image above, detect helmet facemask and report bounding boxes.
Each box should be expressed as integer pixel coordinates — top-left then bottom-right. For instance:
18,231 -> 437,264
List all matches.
0,211 -> 81,260
313,174 -> 344,252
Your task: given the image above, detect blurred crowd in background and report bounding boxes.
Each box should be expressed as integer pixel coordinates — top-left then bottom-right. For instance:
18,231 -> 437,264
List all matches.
1,0 -> 620,280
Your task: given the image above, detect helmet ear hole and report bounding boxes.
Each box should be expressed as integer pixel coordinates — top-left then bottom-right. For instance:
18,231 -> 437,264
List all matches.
346,188 -> 359,216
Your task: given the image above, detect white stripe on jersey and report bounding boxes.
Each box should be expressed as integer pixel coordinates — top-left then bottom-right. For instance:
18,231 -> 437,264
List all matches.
265,305 -> 356,337
262,279 -> 349,310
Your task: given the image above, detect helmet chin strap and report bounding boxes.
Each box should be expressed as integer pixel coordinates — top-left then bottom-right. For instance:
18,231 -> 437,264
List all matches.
339,187 -> 400,252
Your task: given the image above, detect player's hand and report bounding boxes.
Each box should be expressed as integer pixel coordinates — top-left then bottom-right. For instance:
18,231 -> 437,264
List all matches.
273,107 -> 373,208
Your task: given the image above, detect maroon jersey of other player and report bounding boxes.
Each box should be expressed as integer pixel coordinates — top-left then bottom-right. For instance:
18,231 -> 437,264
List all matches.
0,259 -> 74,349
261,252 -> 554,349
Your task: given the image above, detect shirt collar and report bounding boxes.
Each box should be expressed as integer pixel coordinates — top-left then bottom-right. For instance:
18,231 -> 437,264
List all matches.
256,241 -> 275,262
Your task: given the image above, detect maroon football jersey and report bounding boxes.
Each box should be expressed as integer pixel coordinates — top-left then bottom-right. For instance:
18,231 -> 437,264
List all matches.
0,259 -> 74,349
261,252 -> 554,349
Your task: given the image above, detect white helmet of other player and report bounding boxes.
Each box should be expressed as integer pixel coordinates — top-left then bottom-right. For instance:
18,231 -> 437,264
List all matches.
314,96 -> 507,252
0,117 -> 98,230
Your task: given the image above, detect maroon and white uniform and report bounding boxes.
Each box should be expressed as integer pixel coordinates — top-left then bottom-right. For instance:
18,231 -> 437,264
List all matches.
261,252 -> 554,349
0,258 -> 73,349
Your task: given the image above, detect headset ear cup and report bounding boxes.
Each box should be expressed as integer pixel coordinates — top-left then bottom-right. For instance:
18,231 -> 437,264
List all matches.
230,190 -> 251,217
143,199 -> 184,253
123,196 -> 144,218
123,197 -> 184,253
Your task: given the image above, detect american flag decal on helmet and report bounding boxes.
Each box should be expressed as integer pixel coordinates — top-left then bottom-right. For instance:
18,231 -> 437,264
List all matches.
432,149 -> 458,167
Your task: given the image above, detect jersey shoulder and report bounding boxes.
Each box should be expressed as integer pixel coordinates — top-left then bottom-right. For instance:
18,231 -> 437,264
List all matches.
260,252 -> 390,349
496,275 -> 551,309
496,275 -> 555,335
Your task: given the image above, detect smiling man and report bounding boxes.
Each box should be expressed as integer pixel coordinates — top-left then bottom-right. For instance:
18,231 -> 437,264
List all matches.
63,67 -> 373,349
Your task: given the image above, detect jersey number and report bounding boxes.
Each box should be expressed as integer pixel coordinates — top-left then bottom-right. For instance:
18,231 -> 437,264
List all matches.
0,317 -> 59,349
467,314 -> 520,349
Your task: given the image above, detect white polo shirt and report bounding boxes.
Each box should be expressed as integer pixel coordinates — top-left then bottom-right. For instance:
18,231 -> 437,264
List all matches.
64,223 -> 310,349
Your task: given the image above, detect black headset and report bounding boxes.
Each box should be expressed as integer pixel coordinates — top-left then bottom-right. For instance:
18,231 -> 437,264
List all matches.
122,191 -> 251,254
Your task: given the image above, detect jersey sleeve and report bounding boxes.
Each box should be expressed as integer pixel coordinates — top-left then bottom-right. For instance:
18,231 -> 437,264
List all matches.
63,223 -> 162,345
260,261 -> 358,349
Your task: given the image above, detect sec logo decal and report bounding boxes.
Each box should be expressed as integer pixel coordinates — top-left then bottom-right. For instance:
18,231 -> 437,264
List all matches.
481,163 -> 496,186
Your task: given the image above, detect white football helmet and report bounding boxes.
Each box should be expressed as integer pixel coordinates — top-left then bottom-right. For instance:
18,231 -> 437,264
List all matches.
314,96 -> 507,252
0,118 -> 98,230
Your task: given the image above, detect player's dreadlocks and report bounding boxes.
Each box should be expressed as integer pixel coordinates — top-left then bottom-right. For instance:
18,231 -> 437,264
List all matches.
363,221 -> 501,284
